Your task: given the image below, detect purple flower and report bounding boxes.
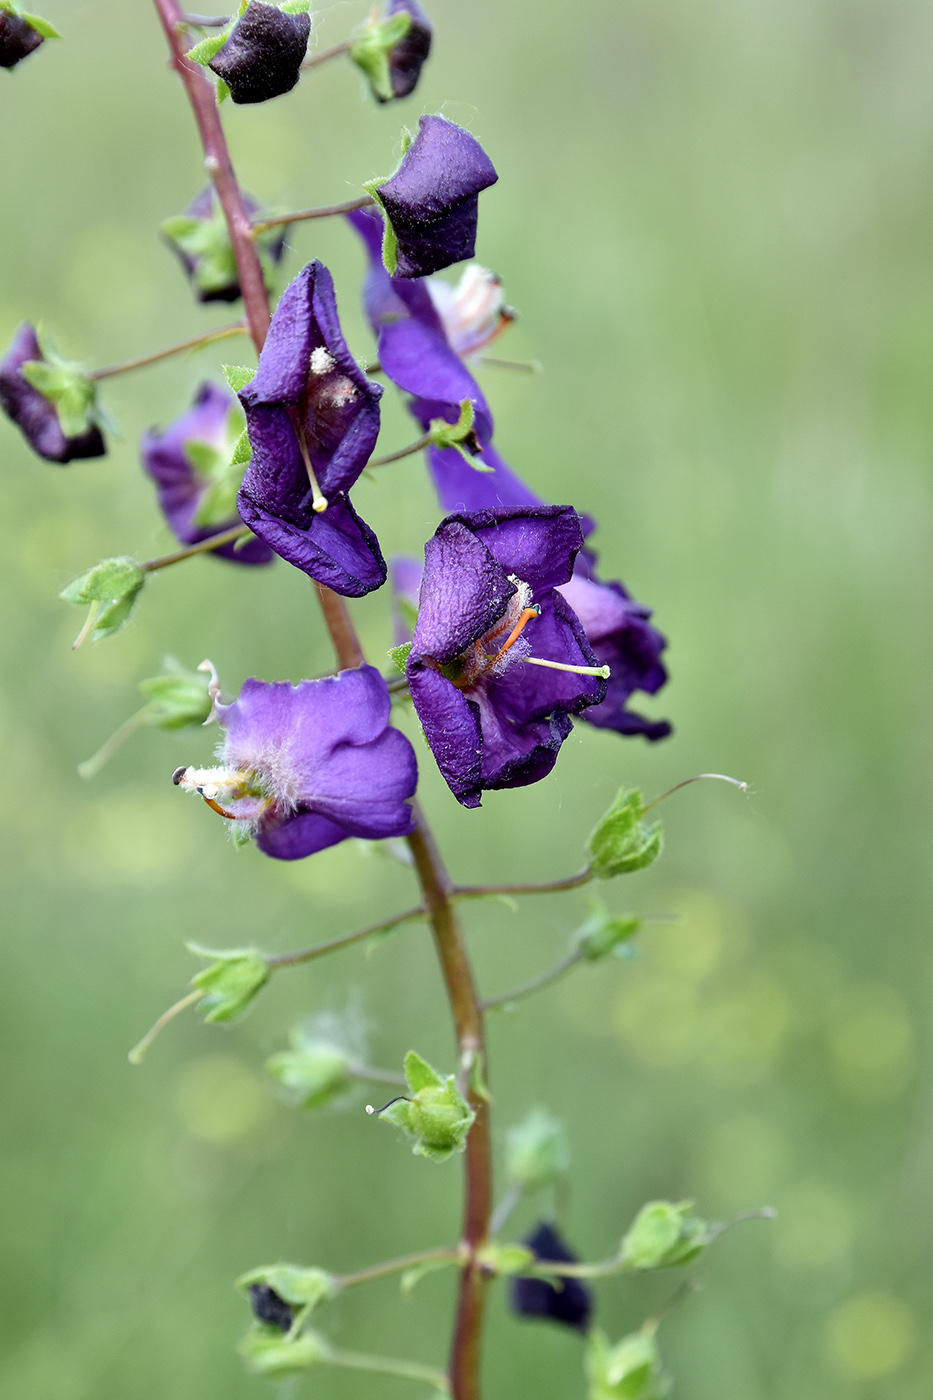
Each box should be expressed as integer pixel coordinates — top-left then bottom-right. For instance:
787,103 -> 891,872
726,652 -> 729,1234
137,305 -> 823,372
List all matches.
0,9 -> 45,68
350,0 -> 432,104
407,507 -> 607,808
141,383 -> 272,565
161,187 -> 289,304
236,261 -> 387,597
558,551 -> 671,741
370,115 -> 498,278
0,323 -> 105,464
174,665 -> 418,860
208,0 -> 310,105
510,1222 -> 593,1334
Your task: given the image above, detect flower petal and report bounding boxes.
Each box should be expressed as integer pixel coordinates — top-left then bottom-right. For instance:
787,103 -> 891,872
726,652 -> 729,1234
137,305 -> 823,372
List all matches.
407,661 -> 482,807
412,518 -> 515,664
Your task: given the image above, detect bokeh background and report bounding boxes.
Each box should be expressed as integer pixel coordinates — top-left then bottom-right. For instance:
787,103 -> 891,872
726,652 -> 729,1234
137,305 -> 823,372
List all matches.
1,0 -> 931,1396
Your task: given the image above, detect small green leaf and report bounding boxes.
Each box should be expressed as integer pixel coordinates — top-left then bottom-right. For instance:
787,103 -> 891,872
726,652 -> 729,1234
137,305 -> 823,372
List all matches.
21,357 -> 99,439
587,787 -> 663,879
60,557 -> 144,606
404,1049 -> 443,1093
387,641 -> 412,673
223,363 -> 257,393
505,1109 -> 570,1189
188,943 -> 270,1023
239,1325 -> 329,1376
620,1200 -> 708,1271
237,1264 -> 336,1312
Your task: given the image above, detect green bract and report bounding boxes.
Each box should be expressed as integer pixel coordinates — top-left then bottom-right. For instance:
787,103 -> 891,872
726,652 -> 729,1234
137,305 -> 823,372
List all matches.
238,1325 -> 329,1375
185,404 -> 251,528
475,1241 -> 535,1276
587,1326 -> 670,1400
266,1032 -> 354,1110
59,557 -> 145,643
0,1 -> 60,39
505,1108 -> 570,1190
574,899 -> 641,960
620,1200 -> 708,1271
587,787 -> 663,879
378,1050 -> 475,1161
138,657 -> 213,730
350,10 -> 411,102
387,641 -> 412,673
188,943 -> 270,1023
21,353 -> 103,440
237,1263 -> 336,1314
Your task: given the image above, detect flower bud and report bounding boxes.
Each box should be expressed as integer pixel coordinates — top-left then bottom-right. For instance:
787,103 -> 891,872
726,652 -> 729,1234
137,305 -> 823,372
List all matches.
187,943 -> 270,1022
238,1325 -> 329,1375
620,1200 -> 708,1271
194,0 -> 311,105
587,1325 -> 669,1400
0,324 -> 106,463
587,787 -> 663,879
0,3 -> 59,70
376,1050 -> 475,1161
573,900 -> 641,961
350,0 -> 432,104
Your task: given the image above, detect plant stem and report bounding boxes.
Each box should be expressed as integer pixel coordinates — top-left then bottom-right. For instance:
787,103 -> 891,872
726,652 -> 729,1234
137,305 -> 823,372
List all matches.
251,194 -> 374,234
312,581 -> 364,669
141,523 -> 251,572
88,321 -> 246,380
152,0 -> 271,351
349,1063 -> 407,1087
265,907 -> 426,968
327,1346 -> 450,1393
302,37 -> 352,70
453,868 -> 593,899
336,1245 -> 461,1289
128,989 -> 204,1065
480,948 -> 584,1012
77,705 -> 155,779
367,431 -> 432,468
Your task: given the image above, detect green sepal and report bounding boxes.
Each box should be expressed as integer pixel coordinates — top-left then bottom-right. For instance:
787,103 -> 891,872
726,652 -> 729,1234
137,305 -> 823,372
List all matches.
404,1048 -> 443,1092
428,399 -> 490,468
505,1108 -> 570,1190
223,363 -> 257,393
378,1051 -> 475,1162
138,658 -> 213,730
475,1242 -> 535,1277
162,212 -> 238,297
620,1200 -> 708,1271
215,77 -> 230,105
278,0 -> 310,13
237,1264 -> 337,1314
21,357 -> 99,439
400,1255 -> 457,1297
239,1325 -> 329,1376
587,1325 -> 669,1400
187,943 -> 270,1023
266,1034 -> 353,1110
60,556 -> 143,606
185,29 -> 232,66
587,787 -> 663,879
91,588 -> 144,641
187,405 -> 250,529
574,898 -> 641,961
230,426 -> 252,465
349,9 -> 411,102
20,10 -> 61,38
387,641 -> 412,673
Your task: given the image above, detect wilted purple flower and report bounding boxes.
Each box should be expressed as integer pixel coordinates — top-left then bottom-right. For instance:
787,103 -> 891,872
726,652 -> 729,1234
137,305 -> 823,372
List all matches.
0,8 -> 44,67
161,187 -> 289,304
0,323 -> 105,464
208,0 -> 310,104
141,383 -> 272,565
510,1222 -> 593,1334
248,1285 -> 293,1332
351,0 -> 432,103
371,114 -> 498,278
174,665 -> 418,860
558,550 -> 671,741
236,260 -> 387,597
382,0 -> 431,99
407,507 -> 607,808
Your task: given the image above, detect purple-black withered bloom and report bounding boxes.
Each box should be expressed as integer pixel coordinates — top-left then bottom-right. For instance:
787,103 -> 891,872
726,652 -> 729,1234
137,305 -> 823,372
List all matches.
141,383 -> 272,566
208,0 -> 310,104
351,0 -> 432,104
174,665 -> 418,860
510,1222 -> 593,1335
407,507 -> 607,808
558,551 -> 671,741
371,114 -> 498,278
0,8 -> 48,68
0,323 -> 105,464
236,261 -> 387,597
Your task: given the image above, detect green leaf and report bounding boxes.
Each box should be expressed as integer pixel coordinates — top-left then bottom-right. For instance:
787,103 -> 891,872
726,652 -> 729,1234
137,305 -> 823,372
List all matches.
60,557 -> 144,606
587,787 -> 663,879
239,1325 -> 329,1376
574,899 -> 641,961
404,1049 -> 443,1093
505,1108 -> 571,1189
620,1200 -> 708,1271
223,363 -> 257,393
237,1264 -> 336,1312
188,943 -> 270,1023
20,11 -> 61,38
387,642 -> 412,673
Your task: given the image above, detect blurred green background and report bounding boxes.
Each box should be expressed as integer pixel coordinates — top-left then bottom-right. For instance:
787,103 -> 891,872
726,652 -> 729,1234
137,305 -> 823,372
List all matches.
1,0 -> 930,1396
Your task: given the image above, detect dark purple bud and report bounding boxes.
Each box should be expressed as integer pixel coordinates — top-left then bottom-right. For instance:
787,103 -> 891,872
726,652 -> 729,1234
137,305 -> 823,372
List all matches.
237,260 -> 387,596
510,1222 -> 593,1334
406,507 -> 607,808
0,10 -> 43,68
372,115 -> 498,278
208,1 -> 310,104
140,383 -> 272,566
0,324 -> 105,464
161,188 -> 289,304
248,1284 -> 294,1332
350,0 -> 432,104
384,0 -> 431,99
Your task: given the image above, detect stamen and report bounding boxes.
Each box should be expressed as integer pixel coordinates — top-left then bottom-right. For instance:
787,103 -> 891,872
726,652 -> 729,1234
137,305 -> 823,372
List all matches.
491,605 -> 539,663
295,421 -> 329,513
522,657 -> 611,679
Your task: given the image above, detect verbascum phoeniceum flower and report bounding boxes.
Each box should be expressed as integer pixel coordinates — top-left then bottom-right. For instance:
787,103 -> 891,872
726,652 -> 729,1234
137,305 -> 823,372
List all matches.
406,506 -> 608,808
236,260 -> 387,597
174,665 -> 418,860
0,323 -> 106,463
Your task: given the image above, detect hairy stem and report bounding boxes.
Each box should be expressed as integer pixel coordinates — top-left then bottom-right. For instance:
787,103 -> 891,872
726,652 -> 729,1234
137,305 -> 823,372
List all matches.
251,194 -> 374,234
453,868 -> 593,899
152,0 -> 270,351
367,431 -> 432,468
155,16 -> 494,1392
326,1347 -> 450,1393
141,523 -> 251,572
302,37 -> 352,70
336,1245 -> 461,1289
88,321 -> 246,380
480,948 -> 584,1012
265,906 -> 426,968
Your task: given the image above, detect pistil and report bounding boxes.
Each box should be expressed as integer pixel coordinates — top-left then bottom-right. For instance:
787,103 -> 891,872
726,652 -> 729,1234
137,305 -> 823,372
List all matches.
522,657 -> 611,679
295,420 -> 329,513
